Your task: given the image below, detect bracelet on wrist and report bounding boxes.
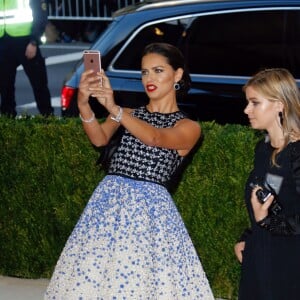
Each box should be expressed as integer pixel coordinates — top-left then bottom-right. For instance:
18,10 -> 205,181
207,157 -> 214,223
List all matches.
79,112 -> 95,123
110,106 -> 123,123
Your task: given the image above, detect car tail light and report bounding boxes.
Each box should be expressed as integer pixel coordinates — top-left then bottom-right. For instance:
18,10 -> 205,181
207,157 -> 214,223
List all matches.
61,86 -> 77,110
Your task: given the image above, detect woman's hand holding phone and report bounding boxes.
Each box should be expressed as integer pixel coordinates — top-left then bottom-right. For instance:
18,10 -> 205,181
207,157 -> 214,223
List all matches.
81,50 -> 117,114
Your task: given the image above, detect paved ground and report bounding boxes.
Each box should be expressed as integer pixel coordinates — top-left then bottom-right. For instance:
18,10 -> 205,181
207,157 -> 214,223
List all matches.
0,276 -> 226,300
0,276 -> 49,300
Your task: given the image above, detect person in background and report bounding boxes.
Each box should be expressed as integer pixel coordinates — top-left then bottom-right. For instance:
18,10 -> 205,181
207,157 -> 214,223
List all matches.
0,0 -> 53,117
45,42 -> 214,299
235,68 -> 300,300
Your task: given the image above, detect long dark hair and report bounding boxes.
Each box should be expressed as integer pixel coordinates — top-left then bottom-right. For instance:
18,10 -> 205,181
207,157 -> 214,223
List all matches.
142,42 -> 191,98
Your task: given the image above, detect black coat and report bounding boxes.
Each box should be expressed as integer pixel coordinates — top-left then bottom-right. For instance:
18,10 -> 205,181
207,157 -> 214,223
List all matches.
238,139 -> 300,300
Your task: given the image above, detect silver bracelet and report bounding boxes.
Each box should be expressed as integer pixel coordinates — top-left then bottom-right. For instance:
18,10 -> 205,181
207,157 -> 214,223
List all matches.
110,106 -> 123,123
79,112 -> 95,123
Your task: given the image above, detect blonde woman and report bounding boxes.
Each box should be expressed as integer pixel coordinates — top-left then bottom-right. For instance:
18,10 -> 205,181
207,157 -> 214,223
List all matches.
235,68 -> 300,300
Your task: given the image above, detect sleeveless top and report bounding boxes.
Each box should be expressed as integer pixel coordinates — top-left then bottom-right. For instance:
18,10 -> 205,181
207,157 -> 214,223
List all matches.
108,106 -> 186,186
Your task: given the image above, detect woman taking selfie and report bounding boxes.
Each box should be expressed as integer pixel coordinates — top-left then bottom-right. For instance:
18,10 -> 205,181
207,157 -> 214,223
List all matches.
45,43 -> 214,299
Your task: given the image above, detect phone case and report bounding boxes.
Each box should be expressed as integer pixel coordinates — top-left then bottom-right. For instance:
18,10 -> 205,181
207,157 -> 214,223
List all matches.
83,50 -> 101,74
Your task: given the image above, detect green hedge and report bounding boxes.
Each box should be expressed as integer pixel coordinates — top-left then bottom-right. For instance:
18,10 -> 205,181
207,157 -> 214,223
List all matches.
0,116 -> 262,299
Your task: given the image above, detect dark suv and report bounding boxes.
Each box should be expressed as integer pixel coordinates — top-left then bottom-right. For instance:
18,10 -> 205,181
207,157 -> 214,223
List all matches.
61,0 -> 300,124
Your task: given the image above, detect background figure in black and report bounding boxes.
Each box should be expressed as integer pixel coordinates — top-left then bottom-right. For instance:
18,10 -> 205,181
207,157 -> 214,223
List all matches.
235,68 -> 300,300
0,0 -> 53,117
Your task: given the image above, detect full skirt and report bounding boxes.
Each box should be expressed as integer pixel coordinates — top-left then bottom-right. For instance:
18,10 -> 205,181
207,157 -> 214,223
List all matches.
45,175 -> 214,300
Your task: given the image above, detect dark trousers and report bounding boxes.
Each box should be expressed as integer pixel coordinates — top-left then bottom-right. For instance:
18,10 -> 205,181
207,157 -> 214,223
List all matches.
0,35 -> 53,117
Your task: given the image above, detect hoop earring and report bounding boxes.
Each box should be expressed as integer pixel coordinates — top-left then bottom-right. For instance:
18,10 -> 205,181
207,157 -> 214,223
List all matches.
279,111 -> 283,125
174,82 -> 180,91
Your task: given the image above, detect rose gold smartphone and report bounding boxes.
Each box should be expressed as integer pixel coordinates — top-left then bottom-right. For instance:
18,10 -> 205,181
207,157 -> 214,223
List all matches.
83,50 -> 102,86
83,50 -> 101,74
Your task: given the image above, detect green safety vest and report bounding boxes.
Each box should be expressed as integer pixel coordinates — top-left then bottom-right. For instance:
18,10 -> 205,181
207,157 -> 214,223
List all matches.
0,0 -> 33,37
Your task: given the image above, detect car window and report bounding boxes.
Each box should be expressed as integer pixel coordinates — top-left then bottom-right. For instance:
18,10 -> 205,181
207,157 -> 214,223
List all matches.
181,10 -> 300,77
113,19 -> 188,70
113,9 -> 300,79
285,10 -> 300,78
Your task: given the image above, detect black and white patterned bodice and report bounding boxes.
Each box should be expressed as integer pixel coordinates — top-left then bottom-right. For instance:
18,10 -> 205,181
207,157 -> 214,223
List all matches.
108,106 -> 186,185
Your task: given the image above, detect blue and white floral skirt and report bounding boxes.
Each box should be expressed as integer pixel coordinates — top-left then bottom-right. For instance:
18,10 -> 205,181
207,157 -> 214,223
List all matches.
45,175 -> 214,300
